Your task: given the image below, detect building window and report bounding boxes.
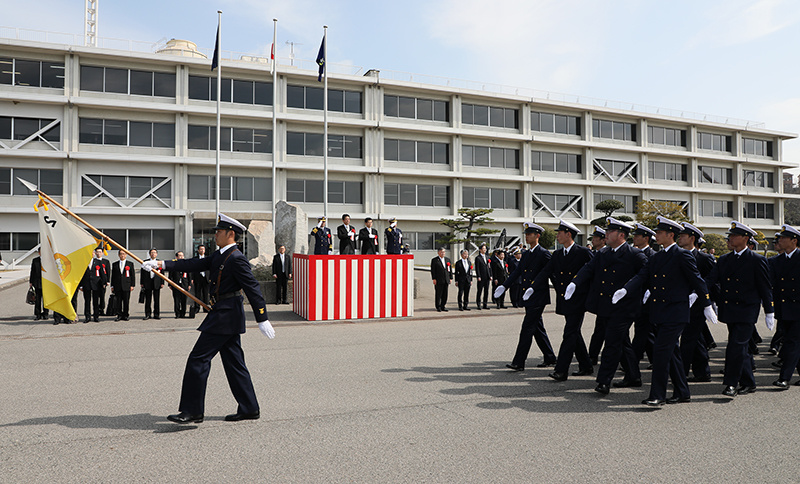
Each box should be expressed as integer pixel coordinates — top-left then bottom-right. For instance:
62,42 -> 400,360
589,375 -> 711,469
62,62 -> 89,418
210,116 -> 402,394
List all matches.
594,194 -> 638,213
385,183 -> 450,207
648,126 -> 686,147
187,125 -> 272,153
101,229 -> 174,252
699,199 -> 733,218
697,132 -> 732,152
462,145 -> 518,169
0,116 -> 59,142
79,118 -> 175,148
533,193 -> 582,217
287,132 -> 362,158
83,175 -> 171,201
188,175 -> 271,202
0,168 -> 62,196
531,150 -> 581,174
286,179 -> 362,204
404,232 -> 450,250
0,232 -> 40,251
462,103 -> 518,129
743,170 -> 774,188
744,202 -> 775,219
648,161 -> 687,181
592,119 -> 637,142
742,138 -> 773,157
80,66 -> 175,97
187,75 -> 272,105
385,139 -> 449,164
594,159 -> 637,180
462,187 -> 518,209
384,95 -> 449,122
531,111 -> 580,135
287,85 -> 362,113
0,57 -> 64,88
698,166 -> 732,185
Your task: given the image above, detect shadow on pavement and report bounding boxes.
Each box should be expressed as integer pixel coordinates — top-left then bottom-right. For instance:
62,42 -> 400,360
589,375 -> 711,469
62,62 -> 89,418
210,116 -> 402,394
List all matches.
0,413 -> 203,433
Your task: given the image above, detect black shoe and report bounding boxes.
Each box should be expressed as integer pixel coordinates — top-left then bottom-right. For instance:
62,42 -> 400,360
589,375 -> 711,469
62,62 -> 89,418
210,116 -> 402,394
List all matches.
722,386 -> 738,397
773,379 -> 790,390
83,318 -> 90,324
736,385 -> 756,395
476,306 -> 482,310
590,358 -> 599,366
464,307 -> 470,311
143,316 -> 150,321
441,308 -> 448,312
708,342 -> 717,349
572,367 -> 594,376
536,361 -> 556,368
594,383 -> 610,395
642,398 -> 665,406
506,364 -> 524,372
114,316 -> 120,321
666,395 -> 691,404
771,361 -> 783,369
613,379 -> 642,388
93,317 -> 99,322
154,316 -> 161,320
483,305 -> 489,309
34,316 -> 41,321
548,372 -> 567,381
224,411 -> 260,422
167,412 -> 204,424
687,375 -> 712,383
436,308 -> 441,312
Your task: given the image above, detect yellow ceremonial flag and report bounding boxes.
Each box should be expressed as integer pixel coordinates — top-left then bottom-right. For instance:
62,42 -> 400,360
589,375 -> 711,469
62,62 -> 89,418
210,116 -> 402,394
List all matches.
36,199 -> 98,321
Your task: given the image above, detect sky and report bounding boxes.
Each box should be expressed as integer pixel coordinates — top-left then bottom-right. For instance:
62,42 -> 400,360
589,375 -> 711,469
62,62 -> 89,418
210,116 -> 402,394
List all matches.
5,0 -> 800,176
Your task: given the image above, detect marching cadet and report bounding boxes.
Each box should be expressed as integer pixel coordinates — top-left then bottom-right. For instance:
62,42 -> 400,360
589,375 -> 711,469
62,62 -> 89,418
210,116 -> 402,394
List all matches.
454,249 -> 472,311
770,225 -> 800,389
359,217 -> 379,254
630,223 -> 656,365
144,214 -> 274,424
565,218 -> 647,395
385,217 -> 403,255
706,221 -> 774,397
768,232 -> 785,356
528,220 -> 595,381
590,226 -> 606,252
677,222 -> 716,382
613,217 -> 716,406
494,221 -> 556,371
507,247 -> 522,308
474,244 -> 491,310
490,249 -> 509,309
311,216 -> 333,255
336,214 -> 358,255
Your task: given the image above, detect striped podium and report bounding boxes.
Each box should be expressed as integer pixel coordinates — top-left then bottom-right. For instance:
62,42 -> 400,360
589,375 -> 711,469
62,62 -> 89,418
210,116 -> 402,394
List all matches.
293,254 -> 414,321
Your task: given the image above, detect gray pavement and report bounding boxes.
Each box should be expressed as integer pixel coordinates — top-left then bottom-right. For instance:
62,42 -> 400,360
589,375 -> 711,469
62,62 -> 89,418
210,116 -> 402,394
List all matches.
0,277 -> 797,483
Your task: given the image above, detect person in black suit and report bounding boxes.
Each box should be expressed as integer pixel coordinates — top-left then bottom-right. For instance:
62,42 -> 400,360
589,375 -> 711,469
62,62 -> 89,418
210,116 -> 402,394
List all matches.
81,248 -> 109,323
529,220 -> 594,381
474,244 -> 491,310
490,250 -> 509,309
189,244 -> 210,318
169,251 -> 191,318
769,224 -> 800,389
507,247 -> 523,308
630,223 -> 656,365
146,214 -> 274,424
359,217 -> 379,254
617,217 -> 715,406
272,245 -> 292,304
29,249 -> 49,321
110,249 -> 136,321
141,248 -> 164,320
336,214 -> 358,255
495,222 -> 556,370
566,218 -> 647,395
454,249 -> 472,311
706,221 -> 774,397
430,247 -> 452,312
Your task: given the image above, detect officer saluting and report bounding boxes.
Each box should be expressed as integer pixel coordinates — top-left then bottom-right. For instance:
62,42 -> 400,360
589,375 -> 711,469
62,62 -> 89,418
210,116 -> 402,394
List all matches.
385,217 -> 403,255
311,217 -> 333,255
769,224 -> 800,389
144,214 -> 275,424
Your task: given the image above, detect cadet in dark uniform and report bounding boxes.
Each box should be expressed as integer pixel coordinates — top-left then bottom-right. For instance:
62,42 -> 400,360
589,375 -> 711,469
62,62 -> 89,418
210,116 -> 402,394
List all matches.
771,225 -> 800,389
359,217 -> 379,254
169,251 -> 191,318
29,249 -> 49,321
587,226 -> 607,364
336,214 -> 357,255
529,220 -> 594,380
616,217 -> 715,406
494,221 -> 556,370
385,217 -> 403,255
474,244 -> 491,310
311,216 -> 333,255
490,249 -> 509,309
768,232 -> 785,356
454,249 -> 472,311
706,221 -> 774,397
566,218 -> 647,395
630,223 -> 656,365
590,226 -> 606,252
507,247 -> 522,307
146,214 -> 274,424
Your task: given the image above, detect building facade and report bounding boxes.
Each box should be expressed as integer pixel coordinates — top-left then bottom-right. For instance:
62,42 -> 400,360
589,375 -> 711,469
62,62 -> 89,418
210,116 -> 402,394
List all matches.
0,34 -> 797,266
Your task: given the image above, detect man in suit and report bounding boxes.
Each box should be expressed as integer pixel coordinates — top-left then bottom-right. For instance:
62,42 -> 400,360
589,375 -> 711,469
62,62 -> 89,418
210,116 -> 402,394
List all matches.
189,244 -> 210,318
430,247 -> 452,312
141,248 -> 164,320
110,249 -> 136,321
81,247 -> 109,323
29,249 -> 49,321
528,220 -> 595,381
706,221 -> 774,397
630,223 -> 656,365
272,245 -> 292,304
615,217 -> 716,406
566,218 -> 648,395
474,244 -> 491,310
454,249 -> 472,311
494,221 -> 556,370
311,217 -> 333,255
95,249 -> 111,316
359,217 -> 379,254
678,222 -> 716,383
169,251 -> 191,318
385,217 -> 403,255
770,225 -> 800,389
490,250 -> 509,309
144,214 -> 274,424
337,214 -> 358,255
507,247 -> 523,308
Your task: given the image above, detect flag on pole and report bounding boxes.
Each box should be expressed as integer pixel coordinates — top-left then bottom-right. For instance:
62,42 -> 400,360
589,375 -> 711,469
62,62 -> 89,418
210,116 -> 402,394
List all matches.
211,21 -> 221,71
315,36 -> 325,81
35,198 -> 98,321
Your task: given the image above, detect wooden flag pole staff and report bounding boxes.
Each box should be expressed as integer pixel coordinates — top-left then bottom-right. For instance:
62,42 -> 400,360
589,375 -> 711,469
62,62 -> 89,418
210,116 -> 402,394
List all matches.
30,185 -> 211,312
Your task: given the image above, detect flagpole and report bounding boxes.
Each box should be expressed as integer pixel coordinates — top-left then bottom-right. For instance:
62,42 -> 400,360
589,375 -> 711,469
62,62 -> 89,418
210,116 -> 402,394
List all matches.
215,10 -> 222,218
30,185 -> 211,311
322,25 -> 328,221
271,18 -> 278,221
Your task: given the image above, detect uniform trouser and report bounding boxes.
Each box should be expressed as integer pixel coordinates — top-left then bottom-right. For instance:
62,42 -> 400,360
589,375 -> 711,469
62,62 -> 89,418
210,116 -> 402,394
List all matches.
84,288 -> 102,319
193,280 -> 209,313
648,321 -> 690,401
779,320 -> 800,381
173,290 -> 187,317
631,311 -> 654,362
492,280 -> 506,308
178,332 -> 259,416
476,280 -> 489,308
34,287 -> 48,318
511,305 -> 556,368
771,320 -> 785,351
457,283 -> 470,309
702,323 -> 715,348
434,282 -> 449,310
596,315 -> 641,385
509,284 -> 521,307
144,288 -> 160,317
554,312 -> 592,375
116,289 -> 130,319
680,315 -> 711,379
588,316 -> 607,362
723,322 -> 756,388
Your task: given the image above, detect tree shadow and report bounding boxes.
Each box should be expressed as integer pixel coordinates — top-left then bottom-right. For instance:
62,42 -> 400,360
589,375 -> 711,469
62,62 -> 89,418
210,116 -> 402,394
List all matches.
0,413 -> 209,433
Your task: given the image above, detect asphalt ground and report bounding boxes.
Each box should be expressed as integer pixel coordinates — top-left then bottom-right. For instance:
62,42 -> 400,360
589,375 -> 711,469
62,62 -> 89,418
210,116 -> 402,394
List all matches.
0,274 -> 797,483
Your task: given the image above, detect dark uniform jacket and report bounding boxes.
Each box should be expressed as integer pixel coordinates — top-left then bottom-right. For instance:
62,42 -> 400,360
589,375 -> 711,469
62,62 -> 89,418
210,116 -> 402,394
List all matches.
534,244 -> 593,315
769,250 -> 800,321
164,247 -> 268,334
454,258 -> 472,285
385,227 -> 403,255
705,248 -> 773,323
430,256 -> 452,284
337,224 -> 358,254
359,227 -> 379,254
490,256 -> 509,285
572,243 -> 647,318
30,256 -> 43,289
501,244 -> 551,308
110,260 -> 136,291
690,248 -> 716,320
311,226 -> 333,255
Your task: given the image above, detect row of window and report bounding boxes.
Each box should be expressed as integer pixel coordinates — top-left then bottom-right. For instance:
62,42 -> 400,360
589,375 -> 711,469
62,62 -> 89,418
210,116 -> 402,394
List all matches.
0,57 -> 64,88
384,95 -> 448,122
188,75 -> 273,105
531,150 -> 581,174
287,85 -> 362,113
288,133 -> 362,158
81,66 -> 176,98
535,193 -> 582,214
531,111 -> 581,136
95,229 -> 174,253
0,168 -> 62,196
462,103 -> 518,129
188,175 -> 272,202
403,232 -> 451,251
188,126 -> 272,153
0,116 -> 59,142
79,119 -> 175,148
593,119 -> 637,142
462,146 -> 519,169
648,126 -> 687,147
384,183 -> 449,207
287,180 -> 363,204
82,175 -> 171,201
384,139 -> 448,164
463,187 -> 518,209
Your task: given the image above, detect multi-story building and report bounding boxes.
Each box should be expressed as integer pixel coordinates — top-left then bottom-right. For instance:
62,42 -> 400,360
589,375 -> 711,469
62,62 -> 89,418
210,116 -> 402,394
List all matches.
1,32 -> 797,266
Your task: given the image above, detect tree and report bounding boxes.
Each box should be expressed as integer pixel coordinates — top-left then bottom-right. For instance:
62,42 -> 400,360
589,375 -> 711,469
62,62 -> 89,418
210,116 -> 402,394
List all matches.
591,199 -> 632,226
785,182 -> 800,226
703,233 -> 729,256
539,227 -> 556,250
439,208 -> 500,249
635,200 -> 691,228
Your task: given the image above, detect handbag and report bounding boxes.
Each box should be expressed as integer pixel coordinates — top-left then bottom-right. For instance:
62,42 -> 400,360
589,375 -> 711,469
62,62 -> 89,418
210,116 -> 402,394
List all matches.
26,286 -> 36,305
106,294 -> 118,316
138,290 -> 145,304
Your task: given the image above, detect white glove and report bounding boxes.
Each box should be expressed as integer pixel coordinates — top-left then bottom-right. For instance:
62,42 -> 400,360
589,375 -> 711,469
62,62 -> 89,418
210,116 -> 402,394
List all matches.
493,286 -> 506,298
142,260 -> 159,272
522,287 -> 534,301
704,306 -> 718,325
766,313 -> 775,331
612,288 -> 627,304
688,292 -> 698,308
564,282 -> 576,300
258,320 -> 275,339
328,250 -> 333,255
642,290 -> 650,304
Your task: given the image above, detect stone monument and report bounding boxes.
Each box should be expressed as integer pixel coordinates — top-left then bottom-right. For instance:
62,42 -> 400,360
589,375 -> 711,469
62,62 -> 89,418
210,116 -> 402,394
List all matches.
246,220 -> 275,267
275,200 -> 308,256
